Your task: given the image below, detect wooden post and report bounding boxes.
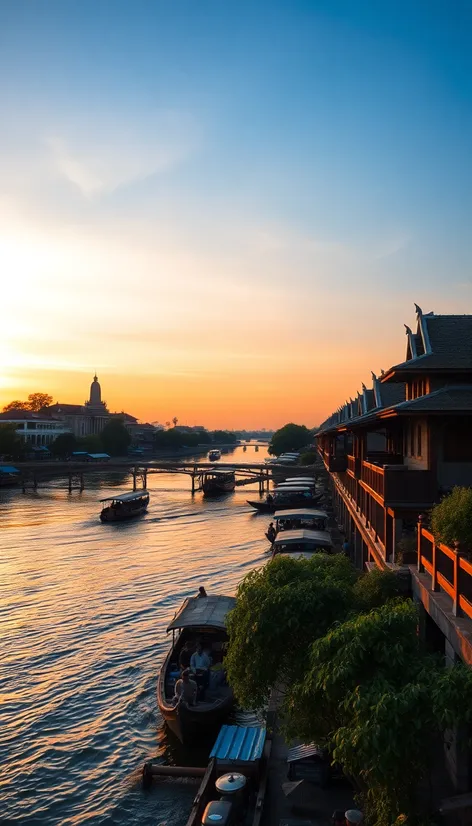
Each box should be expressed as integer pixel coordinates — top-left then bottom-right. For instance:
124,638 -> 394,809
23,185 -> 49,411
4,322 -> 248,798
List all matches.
33,474 -> 38,490
143,469 -> 147,489
133,468 -> 137,491
191,472 -> 195,495
68,474 -> 73,494
417,514 -> 425,573
453,541 -> 463,617
432,541 -> 438,591
80,474 -> 84,492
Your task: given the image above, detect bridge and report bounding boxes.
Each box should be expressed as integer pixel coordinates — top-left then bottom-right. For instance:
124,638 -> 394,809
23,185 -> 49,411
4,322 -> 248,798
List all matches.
14,459 -> 287,494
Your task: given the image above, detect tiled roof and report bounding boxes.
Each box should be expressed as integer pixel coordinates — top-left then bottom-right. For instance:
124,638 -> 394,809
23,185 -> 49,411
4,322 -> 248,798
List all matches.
0,410 -> 57,421
393,385 -> 472,413
386,314 -> 472,375
48,403 -> 86,415
377,383 -> 405,407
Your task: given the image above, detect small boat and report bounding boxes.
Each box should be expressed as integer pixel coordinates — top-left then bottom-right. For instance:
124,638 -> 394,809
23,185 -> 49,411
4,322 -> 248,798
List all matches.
272,528 -> 334,559
203,470 -> 236,497
0,465 -> 20,487
274,507 -> 329,532
99,490 -> 149,522
157,594 -> 236,743
208,449 -> 221,461
247,487 -> 323,513
185,724 -> 270,826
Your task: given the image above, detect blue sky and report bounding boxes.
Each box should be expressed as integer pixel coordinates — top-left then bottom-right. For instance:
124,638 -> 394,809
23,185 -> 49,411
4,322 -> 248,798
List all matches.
1,1 -> 471,426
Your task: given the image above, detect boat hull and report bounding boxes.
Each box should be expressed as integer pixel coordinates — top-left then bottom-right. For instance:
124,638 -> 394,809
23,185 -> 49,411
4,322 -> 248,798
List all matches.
247,492 -> 323,513
203,480 -> 236,496
159,695 -> 233,744
100,503 -> 148,522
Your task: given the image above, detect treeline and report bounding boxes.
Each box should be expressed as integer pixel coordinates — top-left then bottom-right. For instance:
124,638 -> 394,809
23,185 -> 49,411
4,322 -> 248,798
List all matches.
153,429 -> 238,450
50,419 -> 131,457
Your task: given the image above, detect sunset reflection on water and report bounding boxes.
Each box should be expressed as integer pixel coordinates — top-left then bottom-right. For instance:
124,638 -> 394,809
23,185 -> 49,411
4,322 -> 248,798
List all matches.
0,445 -> 270,824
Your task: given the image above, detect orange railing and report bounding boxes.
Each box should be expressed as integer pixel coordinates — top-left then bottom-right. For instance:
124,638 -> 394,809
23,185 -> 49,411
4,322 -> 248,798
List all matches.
361,460 -> 385,498
418,523 -> 472,620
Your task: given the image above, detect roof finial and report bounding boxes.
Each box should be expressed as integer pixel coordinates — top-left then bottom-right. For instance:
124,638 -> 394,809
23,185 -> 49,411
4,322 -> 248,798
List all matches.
404,324 -> 412,335
371,371 -> 377,381
414,303 -> 422,316
361,382 -> 367,392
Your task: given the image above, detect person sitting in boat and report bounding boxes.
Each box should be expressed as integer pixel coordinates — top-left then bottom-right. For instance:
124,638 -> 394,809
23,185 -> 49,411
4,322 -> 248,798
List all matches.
173,668 -> 197,706
266,522 -> 276,544
266,493 -> 274,505
179,640 -> 193,670
197,586 -> 207,598
190,642 -> 211,698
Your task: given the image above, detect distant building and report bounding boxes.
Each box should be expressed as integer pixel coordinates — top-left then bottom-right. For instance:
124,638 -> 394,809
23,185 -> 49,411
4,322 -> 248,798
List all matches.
48,375 -> 111,437
0,410 -> 71,446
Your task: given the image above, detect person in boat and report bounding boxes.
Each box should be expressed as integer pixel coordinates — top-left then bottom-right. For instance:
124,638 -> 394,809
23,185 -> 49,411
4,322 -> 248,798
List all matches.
197,586 -> 207,598
190,642 -> 211,698
179,640 -> 193,670
266,522 -> 276,544
173,668 -> 197,706
266,493 -> 274,505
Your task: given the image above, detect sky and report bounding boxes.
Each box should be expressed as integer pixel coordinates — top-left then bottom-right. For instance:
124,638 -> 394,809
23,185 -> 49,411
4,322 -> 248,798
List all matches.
1,0 -> 471,428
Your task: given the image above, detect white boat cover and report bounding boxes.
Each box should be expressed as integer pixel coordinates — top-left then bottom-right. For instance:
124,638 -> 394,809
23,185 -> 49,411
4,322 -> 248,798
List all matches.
275,508 -> 328,520
166,595 -> 236,632
273,529 -> 333,547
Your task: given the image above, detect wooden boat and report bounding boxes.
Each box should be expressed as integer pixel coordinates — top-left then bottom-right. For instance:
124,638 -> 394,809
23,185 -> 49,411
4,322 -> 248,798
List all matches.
185,724 -> 270,826
272,528 -> 334,559
247,487 -> 323,513
208,449 -> 221,461
274,507 -> 329,533
99,490 -> 149,522
157,595 -> 236,744
202,470 -> 236,497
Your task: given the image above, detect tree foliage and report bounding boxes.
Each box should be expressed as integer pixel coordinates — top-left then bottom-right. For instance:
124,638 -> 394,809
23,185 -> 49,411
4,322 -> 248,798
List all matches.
50,432 -> 78,458
352,568 -> 403,612
100,418 -> 131,456
225,554 -> 357,708
0,423 -> 25,457
431,486 -> 472,550
77,435 -> 103,453
268,423 -> 311,456
300,450 -> 317,465
2,393 -> 53,413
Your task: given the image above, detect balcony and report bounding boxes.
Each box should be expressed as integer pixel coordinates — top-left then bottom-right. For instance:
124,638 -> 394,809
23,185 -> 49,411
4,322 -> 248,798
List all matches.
327,454 -> 348,473
418,525 -> 472,620
361,462 -> 437,507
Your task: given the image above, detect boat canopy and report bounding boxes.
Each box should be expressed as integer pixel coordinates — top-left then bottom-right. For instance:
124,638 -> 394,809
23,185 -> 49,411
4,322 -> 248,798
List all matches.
166,594 -> 236,632
284,477 -> 315,483
273,529 -> 333,547
274,485 -> 312,493
275,508 -> 328,520
100,490 -> 150,503
205,469 -> 235,476
210,725 -> 266,763
277,480 -> 315,487
0,465 -> 19,473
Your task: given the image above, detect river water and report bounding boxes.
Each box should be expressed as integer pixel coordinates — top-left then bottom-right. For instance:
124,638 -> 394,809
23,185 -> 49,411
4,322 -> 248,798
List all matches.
0,444 -> 271,825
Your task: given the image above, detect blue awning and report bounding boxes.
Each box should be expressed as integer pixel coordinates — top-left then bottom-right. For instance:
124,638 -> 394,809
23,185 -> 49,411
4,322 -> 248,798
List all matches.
0,466 -> 19,473
210,725 -> 266,763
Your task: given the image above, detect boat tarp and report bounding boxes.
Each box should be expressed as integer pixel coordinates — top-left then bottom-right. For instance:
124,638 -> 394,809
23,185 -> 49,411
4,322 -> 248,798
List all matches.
274,486 -> 312,494
100,490 -> 149,503
287,743 -> 326,763
273,529 -> 333,547
167,594 -> 236,632
210,725 -> 266,763
275,508 -> 328,520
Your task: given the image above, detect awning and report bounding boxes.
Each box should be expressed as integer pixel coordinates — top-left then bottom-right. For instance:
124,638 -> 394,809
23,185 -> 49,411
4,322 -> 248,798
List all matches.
275,509 -> 328,520
166,595 -> 236,632
100,490 -> 149,503
273,529 -> 333,547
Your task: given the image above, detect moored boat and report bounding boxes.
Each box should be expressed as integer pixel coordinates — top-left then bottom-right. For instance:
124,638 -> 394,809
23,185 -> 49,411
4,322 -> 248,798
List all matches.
247,486 -> 323,513
99,490 -> 149,522
184,724 -> 270,826
208,449 -> 221,461
0,465 -> 20,487
157,594 -> 236,744
272,528 -> 334,559
274,507 -> 329,532
202,470 -> 236,496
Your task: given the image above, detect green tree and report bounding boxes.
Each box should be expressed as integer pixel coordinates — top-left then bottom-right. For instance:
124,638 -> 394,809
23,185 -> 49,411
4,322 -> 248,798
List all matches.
268,423 -> 311,456
0,423 -> 25,457
431,486 -> 472,550
77,435 -> 103,453
100,418 -> 131,456
2,393 -> 53,413
211,430 -> 237,444
225,554 -> 357,709
154,428 -> 185,450
352,568 -> 403,611
50,432 -> 77,458
300,450 -> 317,465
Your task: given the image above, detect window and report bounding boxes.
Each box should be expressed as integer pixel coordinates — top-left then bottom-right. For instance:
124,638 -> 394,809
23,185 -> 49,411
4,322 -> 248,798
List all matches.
27,422 -> 36,430
417,424 -> 422,457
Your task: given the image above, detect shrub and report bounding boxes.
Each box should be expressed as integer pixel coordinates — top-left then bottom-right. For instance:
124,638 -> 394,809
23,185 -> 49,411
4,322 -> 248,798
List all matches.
300,450 -> 317,465
431,486 -> 472,551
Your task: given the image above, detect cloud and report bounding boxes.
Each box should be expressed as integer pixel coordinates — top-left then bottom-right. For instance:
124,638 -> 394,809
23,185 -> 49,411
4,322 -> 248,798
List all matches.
44,110 -> 199,198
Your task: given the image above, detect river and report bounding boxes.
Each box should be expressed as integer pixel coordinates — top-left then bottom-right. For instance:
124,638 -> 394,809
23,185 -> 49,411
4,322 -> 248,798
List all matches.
0,444 -> 271,825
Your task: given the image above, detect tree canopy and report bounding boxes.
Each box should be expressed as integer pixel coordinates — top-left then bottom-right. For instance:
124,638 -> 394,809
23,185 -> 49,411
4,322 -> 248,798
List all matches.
268,423 -> 311,456
431,486 -> 472,549
50,432 -> 78,458
2,393 -> 53,413
0,423 -> 25,457
100,418 -> 131,456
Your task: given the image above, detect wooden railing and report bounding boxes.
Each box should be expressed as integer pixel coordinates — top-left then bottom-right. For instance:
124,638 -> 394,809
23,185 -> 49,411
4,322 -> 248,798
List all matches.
347,454 -> 360,478
418,521 -> 472,620
361,460 -> 385,498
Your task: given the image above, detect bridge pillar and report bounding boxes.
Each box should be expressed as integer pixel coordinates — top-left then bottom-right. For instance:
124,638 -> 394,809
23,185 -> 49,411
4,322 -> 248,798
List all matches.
143,469 -> 147,489
68,474 -> 72,494
132,468 -> 137,491
80,474 -> 84,492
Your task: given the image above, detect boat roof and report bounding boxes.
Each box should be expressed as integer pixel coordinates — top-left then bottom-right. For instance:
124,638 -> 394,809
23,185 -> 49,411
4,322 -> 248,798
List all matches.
275,508 -> 328,519
274,485 -> 311,493
210,725 -> 266,763
273,529 -> 333,547
205,469 -> 235,475
284,477 -> 315,482
277,480 -> 315,487
166,594 -> 236,632
0,465 -> 19,473
100,490 -> 150,503
88,453 -> 111,459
